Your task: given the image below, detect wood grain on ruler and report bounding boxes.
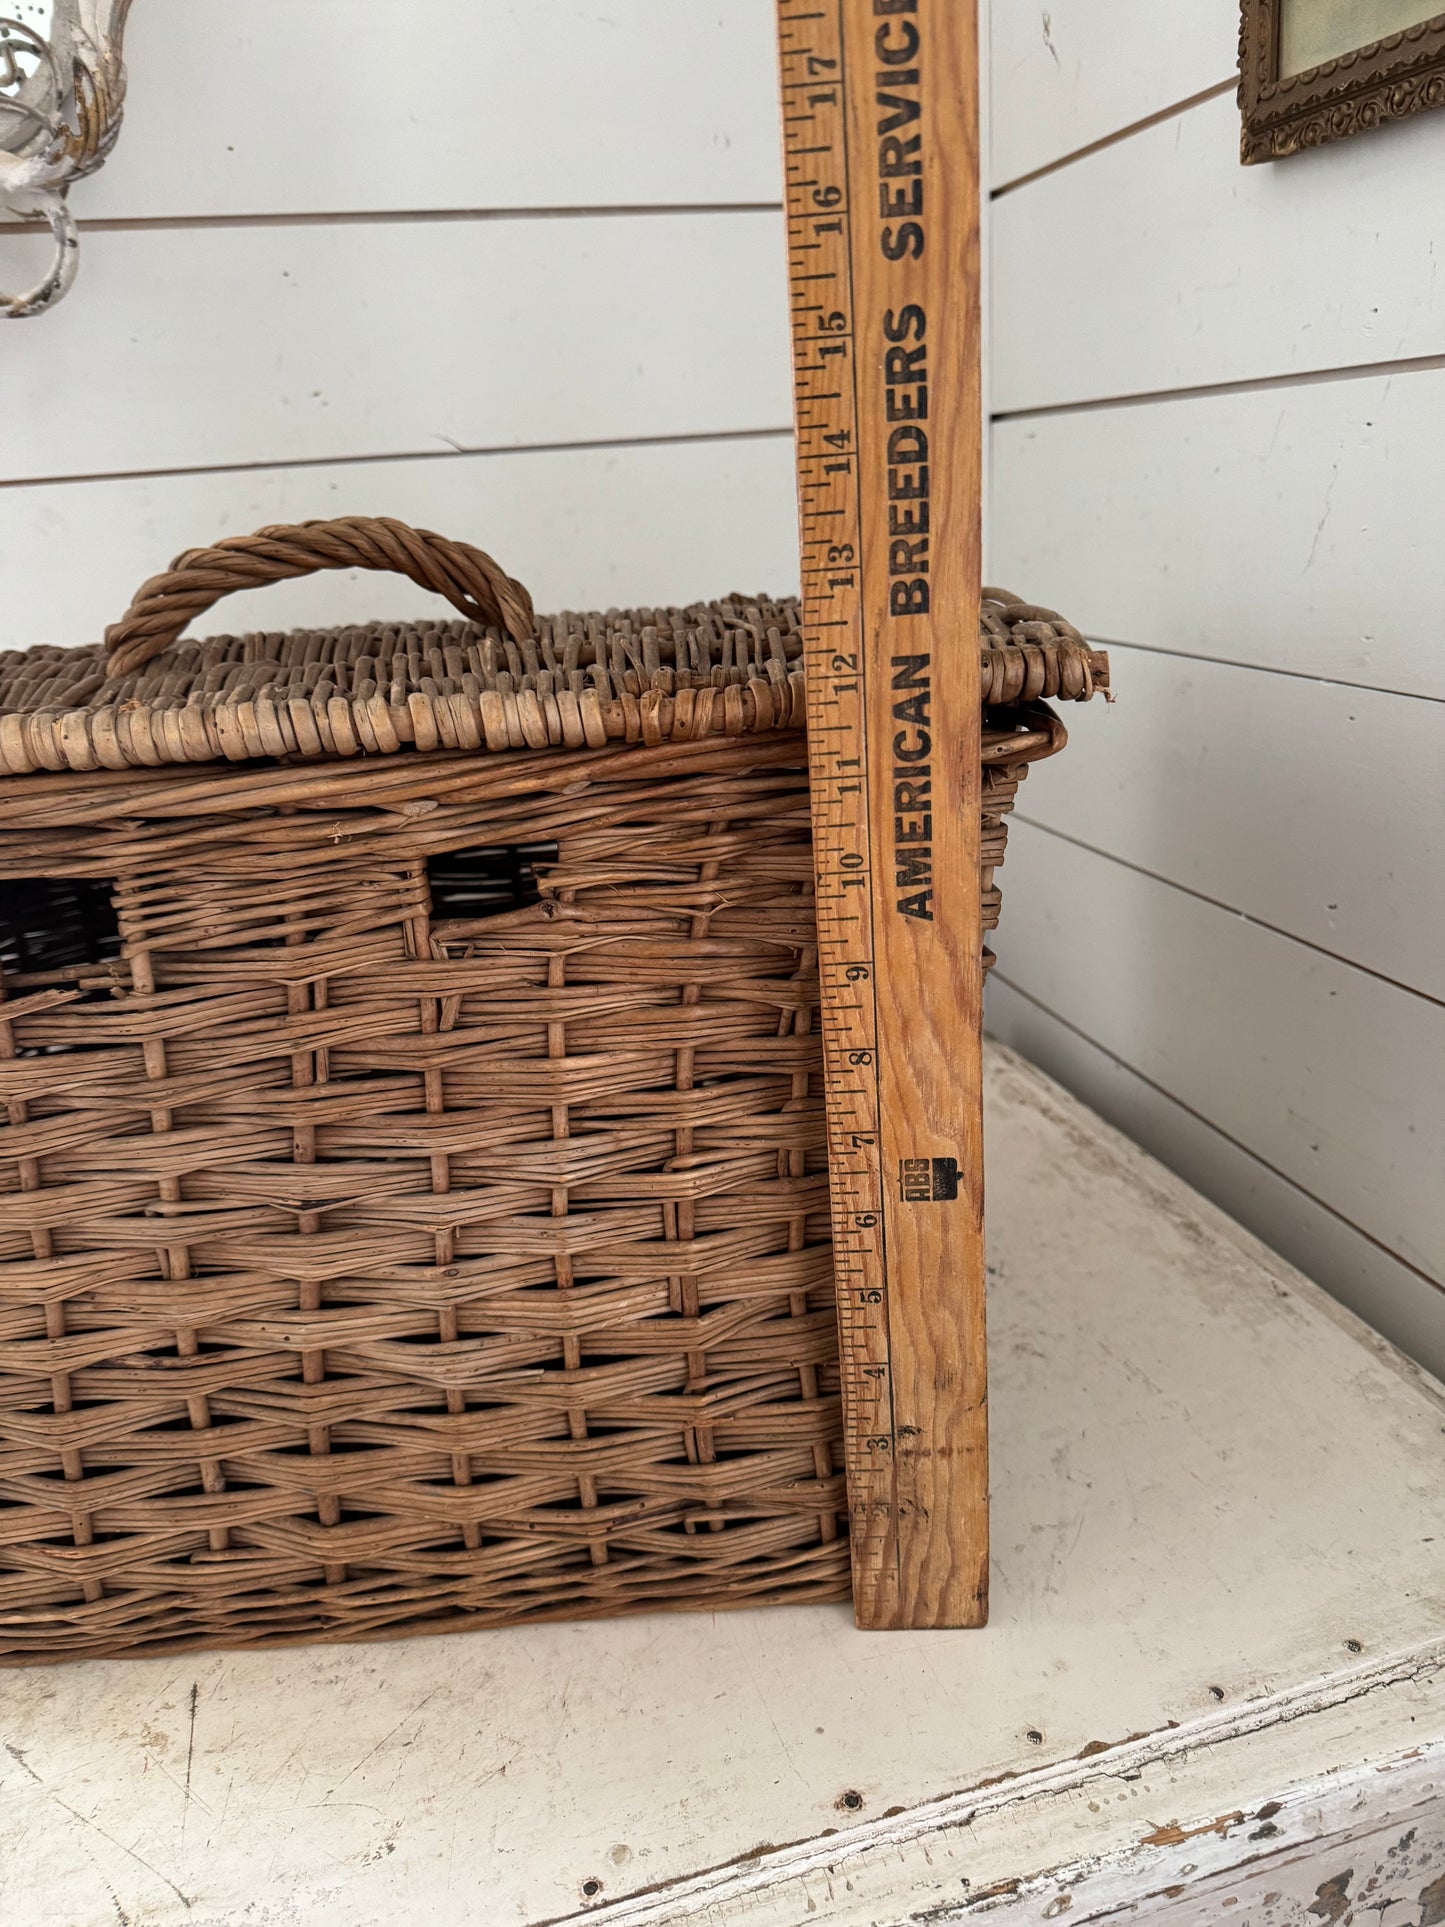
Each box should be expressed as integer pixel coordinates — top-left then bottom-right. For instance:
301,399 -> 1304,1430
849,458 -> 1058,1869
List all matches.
778,0 -> 986,1628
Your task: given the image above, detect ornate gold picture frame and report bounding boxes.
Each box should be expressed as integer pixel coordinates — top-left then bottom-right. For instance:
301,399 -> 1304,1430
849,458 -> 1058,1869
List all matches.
1239,1 -> 1445,160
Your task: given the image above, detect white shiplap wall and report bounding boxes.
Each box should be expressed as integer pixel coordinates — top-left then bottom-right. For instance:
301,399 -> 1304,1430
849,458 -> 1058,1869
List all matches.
0,0 -> 797,641
985,0 -> 1445,1375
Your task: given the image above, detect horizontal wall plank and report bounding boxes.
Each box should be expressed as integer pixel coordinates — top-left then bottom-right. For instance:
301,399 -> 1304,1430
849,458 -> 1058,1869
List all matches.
52,0 -> 783,220
992,89 -> 1445,413
985,979 -> 1445,1378
989,368 -> 1445,699
0,434 -> 801,650
990,0 -> 1234,188
1011,647 -> 1445,1001
0,213 -> 791,484
989,822 -> 1445,1284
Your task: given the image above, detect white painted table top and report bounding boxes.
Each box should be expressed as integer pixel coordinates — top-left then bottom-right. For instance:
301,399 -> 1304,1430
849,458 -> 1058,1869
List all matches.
3,1046 -> 1442,1927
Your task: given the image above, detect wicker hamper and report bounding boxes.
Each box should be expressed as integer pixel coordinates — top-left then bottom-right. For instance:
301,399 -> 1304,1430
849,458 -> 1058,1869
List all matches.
0,518 -> 1107,1663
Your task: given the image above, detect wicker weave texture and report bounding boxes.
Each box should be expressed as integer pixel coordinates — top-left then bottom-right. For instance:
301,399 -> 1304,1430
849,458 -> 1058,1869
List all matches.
0,525 -> 1109,1659
0,717 -> 1063,1663
0,514 -> 1107,776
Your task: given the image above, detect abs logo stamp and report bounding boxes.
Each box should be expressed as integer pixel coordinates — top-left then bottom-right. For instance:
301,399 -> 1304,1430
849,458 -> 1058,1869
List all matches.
898,1156 -> 960,1203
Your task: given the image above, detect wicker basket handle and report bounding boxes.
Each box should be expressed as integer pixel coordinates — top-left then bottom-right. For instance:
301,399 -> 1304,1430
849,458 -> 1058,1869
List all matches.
103,516 -> 537,679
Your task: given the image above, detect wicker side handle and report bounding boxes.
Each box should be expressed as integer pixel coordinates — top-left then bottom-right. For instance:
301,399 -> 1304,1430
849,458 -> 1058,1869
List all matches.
103,516 -> 537,679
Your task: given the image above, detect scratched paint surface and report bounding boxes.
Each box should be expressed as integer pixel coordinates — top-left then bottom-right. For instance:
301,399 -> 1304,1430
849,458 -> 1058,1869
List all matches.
0,1047 -> 1442,1925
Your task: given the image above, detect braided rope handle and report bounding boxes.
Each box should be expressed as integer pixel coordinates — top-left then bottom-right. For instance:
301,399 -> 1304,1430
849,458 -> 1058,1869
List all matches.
104,516 -> 536,679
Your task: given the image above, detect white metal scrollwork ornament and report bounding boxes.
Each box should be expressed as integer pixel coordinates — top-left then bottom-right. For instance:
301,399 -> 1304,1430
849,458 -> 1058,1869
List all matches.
0,1 -> 132,317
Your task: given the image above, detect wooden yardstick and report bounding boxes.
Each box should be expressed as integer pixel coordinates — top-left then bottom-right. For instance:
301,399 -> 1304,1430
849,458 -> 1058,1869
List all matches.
775,0 -> 986,1628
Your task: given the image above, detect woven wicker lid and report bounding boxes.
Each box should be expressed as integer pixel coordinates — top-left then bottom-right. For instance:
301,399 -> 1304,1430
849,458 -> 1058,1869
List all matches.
0,516 -> 1108,777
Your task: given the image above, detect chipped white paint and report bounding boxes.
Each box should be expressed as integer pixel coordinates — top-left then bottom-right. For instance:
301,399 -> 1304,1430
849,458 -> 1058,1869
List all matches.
577,1672 -> 1445,1925
0,1 -> 132,315
1,1048 -> 1441,1926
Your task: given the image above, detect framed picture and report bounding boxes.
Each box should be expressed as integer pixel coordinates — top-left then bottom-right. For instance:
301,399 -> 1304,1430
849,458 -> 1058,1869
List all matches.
1239,1 -> 1445,160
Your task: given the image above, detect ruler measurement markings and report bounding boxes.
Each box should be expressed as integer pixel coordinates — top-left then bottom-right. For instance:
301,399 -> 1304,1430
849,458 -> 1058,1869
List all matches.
821,0 -> 897,1599
776,0 -> 986,1628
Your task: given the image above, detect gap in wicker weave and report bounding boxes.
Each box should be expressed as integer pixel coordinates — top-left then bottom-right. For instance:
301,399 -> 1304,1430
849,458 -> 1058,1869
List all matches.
425,842 -> 560,921
984,704 -> 1052,742
0,876 -> 121,976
